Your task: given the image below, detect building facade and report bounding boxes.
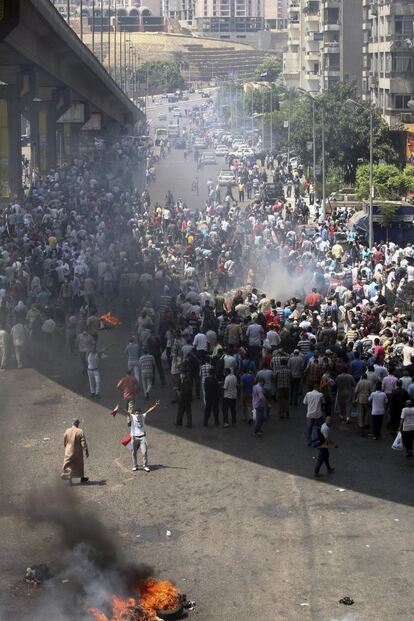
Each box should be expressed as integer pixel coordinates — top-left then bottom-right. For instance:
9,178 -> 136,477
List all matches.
264,0 -> 288,30
283,0 -> 362,94
162,0 -> 195,21
194,0 -> 264,34
362,0 -> 414,128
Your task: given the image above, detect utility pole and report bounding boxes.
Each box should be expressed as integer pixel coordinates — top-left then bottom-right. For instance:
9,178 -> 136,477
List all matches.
251,88 -> 254,146
321,104 -> 326,220
100,0 -> 103,65
114,0 -> 117,82
108,0 -> 111,74
312,98 -> 316,198
287,89 -> 292,162
270,87 -> 273,152
67,0 -> 70,25
369,108 -> 374,248
80,0 -> 83,40
92,0 -> 95,54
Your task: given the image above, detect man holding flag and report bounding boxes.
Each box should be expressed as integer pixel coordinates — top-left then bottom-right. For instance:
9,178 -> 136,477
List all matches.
121,400 -> 160,472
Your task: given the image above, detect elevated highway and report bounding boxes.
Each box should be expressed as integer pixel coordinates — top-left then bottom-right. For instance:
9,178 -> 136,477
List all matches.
0,0 -> 144,197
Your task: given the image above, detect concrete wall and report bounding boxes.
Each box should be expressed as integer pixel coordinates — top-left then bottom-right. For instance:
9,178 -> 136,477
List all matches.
197,28 -> 287,51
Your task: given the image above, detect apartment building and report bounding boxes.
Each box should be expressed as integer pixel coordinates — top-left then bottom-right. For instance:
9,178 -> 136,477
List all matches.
162,0 -> 195,21
283,0 -> 362,93
264,0 -> 288,29
194,0 -> 264,34
362,0 -> 414,128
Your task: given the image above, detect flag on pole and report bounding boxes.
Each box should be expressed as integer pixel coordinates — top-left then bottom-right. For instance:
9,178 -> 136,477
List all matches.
110,405 -> 119,417
121,434 -> 132,447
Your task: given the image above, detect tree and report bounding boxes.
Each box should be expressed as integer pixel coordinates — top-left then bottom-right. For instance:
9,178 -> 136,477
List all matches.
243,85 -> 280,115
289,83 -> 397,184
136,61 -> 185,94
356,163 -> 414,201
254,56 -> 282,82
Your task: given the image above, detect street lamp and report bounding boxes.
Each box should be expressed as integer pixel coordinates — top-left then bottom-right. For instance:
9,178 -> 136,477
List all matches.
298,88 -> 326,220
346,98 -> 374,248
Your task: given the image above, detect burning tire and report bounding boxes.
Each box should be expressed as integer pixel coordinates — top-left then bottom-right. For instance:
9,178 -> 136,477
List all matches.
156,599 -> 184,620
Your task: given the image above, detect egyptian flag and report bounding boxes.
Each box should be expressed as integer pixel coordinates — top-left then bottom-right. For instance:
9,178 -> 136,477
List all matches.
121,434 -> 132,447
111,405 -> 119,417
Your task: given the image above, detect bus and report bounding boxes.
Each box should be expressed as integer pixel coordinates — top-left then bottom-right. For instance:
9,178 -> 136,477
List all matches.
154,127 -> 168,146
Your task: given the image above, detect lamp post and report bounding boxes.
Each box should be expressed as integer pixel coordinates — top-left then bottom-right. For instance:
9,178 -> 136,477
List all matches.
100,0 -> 103,65
92,0 -> 95,54
346,98 -> 374,248
298,88 -> 326,219
80,0 -> 83,40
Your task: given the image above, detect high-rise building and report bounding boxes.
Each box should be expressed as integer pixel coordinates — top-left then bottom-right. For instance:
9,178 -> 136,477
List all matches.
264,0 -> 288,29
362,0 -> 414,128
162,0 -> 195,22
194,0 -> 264,34
283,0 -> 362,94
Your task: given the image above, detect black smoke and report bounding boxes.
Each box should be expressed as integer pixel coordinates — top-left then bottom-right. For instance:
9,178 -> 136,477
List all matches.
19,485 -> 153,620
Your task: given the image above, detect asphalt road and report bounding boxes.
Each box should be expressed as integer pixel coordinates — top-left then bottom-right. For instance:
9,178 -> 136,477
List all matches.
0,110 -> 413,621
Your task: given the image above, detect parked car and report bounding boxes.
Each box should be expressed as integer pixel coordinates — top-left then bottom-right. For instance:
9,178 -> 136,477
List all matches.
218,169 -> 236,186
201,152 -> 217,165
215,144 -> 229,156
174,137 -> 186,149
158,112 -> 167,121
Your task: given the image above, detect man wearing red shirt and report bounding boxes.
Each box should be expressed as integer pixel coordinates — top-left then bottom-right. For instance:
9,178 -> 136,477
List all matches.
305,288 -> 321,310
117,370 -> 139,408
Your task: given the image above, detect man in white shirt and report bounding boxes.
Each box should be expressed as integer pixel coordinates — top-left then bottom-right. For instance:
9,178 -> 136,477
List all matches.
11,322 -> 26,369
246,320 -> 264,367
193,331 -> 208,359
223,369 -> 238,427
314,415 -> 335,477
87,343 -> 102,398
128,400 -> 159,472
303,384 -> 325,445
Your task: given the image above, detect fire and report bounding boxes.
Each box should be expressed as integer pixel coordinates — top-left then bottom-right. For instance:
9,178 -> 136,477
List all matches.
100,312 -> 122,327
87,578 -> 180,621
140,578 -> 180,612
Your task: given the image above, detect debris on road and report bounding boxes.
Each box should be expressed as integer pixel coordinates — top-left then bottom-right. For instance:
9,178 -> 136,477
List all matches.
25,564 -> 51,587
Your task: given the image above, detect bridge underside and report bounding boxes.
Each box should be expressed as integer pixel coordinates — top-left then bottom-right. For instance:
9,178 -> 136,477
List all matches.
0,0 -> 144,198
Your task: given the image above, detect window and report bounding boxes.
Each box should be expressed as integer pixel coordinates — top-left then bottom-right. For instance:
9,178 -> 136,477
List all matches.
392,56 -> 412,73
395,94 -> 412,109
395,16 -> 414,36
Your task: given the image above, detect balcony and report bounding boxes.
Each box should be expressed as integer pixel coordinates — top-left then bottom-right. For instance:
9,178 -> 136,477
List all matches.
306,70 -> 320,80
304,12 -> 320,23
389,34 -> 414,51
323,68 -> 340,77
323,21 -> 340,31
306,50 -> 320,61
321,40 -> 339,53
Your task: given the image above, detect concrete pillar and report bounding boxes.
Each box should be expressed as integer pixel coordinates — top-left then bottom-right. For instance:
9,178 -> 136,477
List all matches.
30,102 -> 58,174
0,86 -> 22,198
69,124 -> 81,155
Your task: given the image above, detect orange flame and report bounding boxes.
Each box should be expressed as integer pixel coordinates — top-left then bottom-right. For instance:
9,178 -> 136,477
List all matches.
140,578 -> 179,613
87,578 -> 179,621
100,312 -> 122,327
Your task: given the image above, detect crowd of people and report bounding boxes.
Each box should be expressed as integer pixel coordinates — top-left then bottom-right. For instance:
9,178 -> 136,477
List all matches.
1,101 -> 414,482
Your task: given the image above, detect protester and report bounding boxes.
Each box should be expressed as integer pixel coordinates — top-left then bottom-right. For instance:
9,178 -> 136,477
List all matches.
61,418 -> 89,484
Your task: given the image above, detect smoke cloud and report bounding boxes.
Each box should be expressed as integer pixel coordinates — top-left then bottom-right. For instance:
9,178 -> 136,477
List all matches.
254,258 -> 316,302
15,485 -> 153,621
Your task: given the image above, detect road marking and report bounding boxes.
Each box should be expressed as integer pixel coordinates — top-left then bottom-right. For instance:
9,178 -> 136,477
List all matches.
114,457 -> 130,474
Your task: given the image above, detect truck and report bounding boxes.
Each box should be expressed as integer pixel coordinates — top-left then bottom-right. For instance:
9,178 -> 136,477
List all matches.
167,123 -> 180,138
154,127 -> 169,146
